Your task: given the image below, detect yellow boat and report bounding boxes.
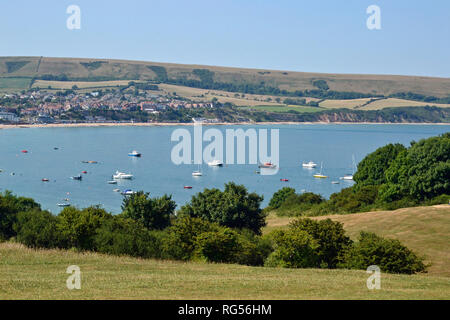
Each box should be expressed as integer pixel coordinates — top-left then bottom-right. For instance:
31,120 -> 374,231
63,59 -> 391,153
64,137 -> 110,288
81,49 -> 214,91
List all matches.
313,162 -> 328,178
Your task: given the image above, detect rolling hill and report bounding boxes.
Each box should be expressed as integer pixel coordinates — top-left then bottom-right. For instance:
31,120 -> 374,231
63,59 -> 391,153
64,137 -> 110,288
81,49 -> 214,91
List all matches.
1,56 -> 450,99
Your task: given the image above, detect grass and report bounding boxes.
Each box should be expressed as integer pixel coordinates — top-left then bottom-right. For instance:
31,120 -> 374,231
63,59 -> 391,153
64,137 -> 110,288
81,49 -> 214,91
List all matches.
1,56 -> 450,97
32,79 -> 143,90
265,204 -> 450,277
238,105 -> 323,113
1,242 -> 449,300
0,77 -> 31,90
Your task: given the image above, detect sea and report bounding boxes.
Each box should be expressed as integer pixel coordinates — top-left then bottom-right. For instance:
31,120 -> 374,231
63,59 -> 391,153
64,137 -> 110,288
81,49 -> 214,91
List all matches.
0,124 -> 448,214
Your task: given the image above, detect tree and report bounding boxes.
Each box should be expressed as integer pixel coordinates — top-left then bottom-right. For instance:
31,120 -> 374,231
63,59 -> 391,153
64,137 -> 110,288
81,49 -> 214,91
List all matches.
194,227 -> 240,263
0,191 -> 41,240
268,187 -> 296,209
56,206 -> 111,250
121,192 -> 176,230
340,232 -> 426,274
180,182 -> 266,234
14,209 -> 60,248
353,143 -> 407,187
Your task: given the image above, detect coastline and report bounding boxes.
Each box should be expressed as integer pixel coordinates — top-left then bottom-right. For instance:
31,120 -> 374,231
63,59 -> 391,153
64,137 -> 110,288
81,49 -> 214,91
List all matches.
0,121 -> 449,130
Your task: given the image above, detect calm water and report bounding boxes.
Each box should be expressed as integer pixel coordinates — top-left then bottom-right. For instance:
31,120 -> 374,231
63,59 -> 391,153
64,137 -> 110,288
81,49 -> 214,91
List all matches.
0,124 -> 448,214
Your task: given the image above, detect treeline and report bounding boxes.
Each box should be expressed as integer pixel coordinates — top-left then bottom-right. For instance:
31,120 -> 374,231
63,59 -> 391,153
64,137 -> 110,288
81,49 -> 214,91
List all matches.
1,182 -> 426,274
31,66 -> 450,103
268,133 -> 449,217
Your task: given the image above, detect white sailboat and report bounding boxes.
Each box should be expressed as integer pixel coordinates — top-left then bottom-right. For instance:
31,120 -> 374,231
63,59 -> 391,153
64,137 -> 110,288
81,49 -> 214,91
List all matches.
313,162 -> 328,179
207,159 -> 223,167
340,155 -> 356,181
113,171 -> 133,179
192,164 -> 203,176
302,161 -> 317,168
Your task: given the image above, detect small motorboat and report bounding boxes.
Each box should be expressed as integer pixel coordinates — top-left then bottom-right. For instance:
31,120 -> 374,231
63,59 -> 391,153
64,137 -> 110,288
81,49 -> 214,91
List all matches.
280,179 -> 289,182
57,203 -> 71,207
82,171 -> 88,174
21,150 -> 28,153
113,171 -> 133,179
107,180 -> 118,184
54,147 -> 59,150
121,189 -> 136,196
207,159 -> 223,167
192,171 -> 202,177
71,175 -> 82,181
258,162 -> 277,169
82,161 -> 98,164
302,161 -> 317,168
340,174 -> 354,181
184,186 -> 193,189
42,178 -> 50,182
128,150 -> 142,157
331,181 -> 340,184
113,188 -> 121,192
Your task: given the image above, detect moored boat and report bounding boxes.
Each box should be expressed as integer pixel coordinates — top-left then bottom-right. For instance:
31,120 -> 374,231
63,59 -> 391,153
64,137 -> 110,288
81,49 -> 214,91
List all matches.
258,161 -> 277,169
302,161 -> 317,168
113,171 -> 133,179
128,150 -> 142,157
207,159 -> 223,167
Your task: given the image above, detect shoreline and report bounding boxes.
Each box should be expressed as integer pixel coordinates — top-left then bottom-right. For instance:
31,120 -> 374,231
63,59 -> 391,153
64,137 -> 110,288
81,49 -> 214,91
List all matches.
0,121 -> 449,130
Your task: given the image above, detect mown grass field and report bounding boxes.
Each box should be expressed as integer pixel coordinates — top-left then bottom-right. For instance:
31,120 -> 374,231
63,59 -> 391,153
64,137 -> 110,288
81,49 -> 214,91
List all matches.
1,242 -> 449,300
1,204 -> 449,300
265,204 -> 450,277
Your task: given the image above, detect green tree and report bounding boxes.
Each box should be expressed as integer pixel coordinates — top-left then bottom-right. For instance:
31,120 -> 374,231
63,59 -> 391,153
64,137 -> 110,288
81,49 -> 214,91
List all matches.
353,143 -> 406,187
194,227 -> 240,263
56,206 -> 111,250
121,192 -> 176,230
180,182 -> 266,234
14,209 -> 60,249
268,187 -> 296,209
340,232 -> 426,274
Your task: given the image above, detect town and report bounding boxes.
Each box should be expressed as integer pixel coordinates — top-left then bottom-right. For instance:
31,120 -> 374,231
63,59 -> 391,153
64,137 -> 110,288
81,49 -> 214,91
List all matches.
0,82 -> 223,125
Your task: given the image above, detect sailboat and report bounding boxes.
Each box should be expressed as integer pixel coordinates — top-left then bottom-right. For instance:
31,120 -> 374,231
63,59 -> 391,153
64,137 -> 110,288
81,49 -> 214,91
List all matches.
192,164 -> 203,176
313,162 -> 328,179
340,155 -> 356,181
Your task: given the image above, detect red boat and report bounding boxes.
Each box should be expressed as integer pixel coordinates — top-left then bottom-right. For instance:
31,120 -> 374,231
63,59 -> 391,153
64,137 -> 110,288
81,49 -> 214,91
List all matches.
280,179 -> 289,182
42,178 -> 49,182
184,186 -> 193,189
82,171 -> 88,174
21,150 -> 28,153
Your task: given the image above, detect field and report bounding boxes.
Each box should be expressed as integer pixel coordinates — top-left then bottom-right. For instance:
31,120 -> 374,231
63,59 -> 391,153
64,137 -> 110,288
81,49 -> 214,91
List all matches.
1,204 -> 449,300
32,79 -> 144,90
0,77 -> 31,91
238,105 -> 323,113
265,204 -> 450,277
1,242 -> 449,300
1,56 -> 450,97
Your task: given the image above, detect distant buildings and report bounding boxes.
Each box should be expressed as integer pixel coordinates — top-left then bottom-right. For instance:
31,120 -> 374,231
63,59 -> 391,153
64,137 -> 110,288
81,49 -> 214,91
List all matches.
0,111 -> 20,123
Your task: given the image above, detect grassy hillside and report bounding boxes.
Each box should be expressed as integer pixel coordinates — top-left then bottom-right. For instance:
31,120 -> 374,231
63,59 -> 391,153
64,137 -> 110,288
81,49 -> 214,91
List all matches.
1,242 -> 449,300
1,56 -> 450,98
265,205 -> 450,277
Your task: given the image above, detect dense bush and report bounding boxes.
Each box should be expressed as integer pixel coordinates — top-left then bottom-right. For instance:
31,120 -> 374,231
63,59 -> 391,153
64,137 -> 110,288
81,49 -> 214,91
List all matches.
180,182 -> 266,235
0,191 -> 41,240
339,232 -> 426,274
268,187 -> 295,209
194,227 -> 240,263
289,219 -> 352,268
121,192 -> 176,230
94,216 -> 162,258
276,192 -> 325,216
56,206 -> 111,250
14,209 -> 60,249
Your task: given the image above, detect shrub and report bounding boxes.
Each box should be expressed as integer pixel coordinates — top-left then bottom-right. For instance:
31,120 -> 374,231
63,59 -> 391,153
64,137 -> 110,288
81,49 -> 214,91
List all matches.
180,182 -> 266,235
289,219 -> 352,268
121,192 -> 176,230
14,209 -> 61,249
268,187 -> 295,209
233,230 -> 273,266
194,227 -> 240,263
94,217 -> 162,258
0,191 -> 41,240
276,192 -> 325,216
57,206 -> 111,250
161,216 -> 219,261
340,232 -> 426,274
265,229 -> 319,268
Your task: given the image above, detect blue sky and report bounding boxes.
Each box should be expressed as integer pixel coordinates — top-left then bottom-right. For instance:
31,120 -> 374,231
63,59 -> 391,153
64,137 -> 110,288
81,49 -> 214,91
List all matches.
1,0 -> 449,77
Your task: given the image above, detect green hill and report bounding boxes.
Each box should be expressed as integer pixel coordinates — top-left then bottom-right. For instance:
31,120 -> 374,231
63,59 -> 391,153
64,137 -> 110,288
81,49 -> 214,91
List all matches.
1,56 -> 450,99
